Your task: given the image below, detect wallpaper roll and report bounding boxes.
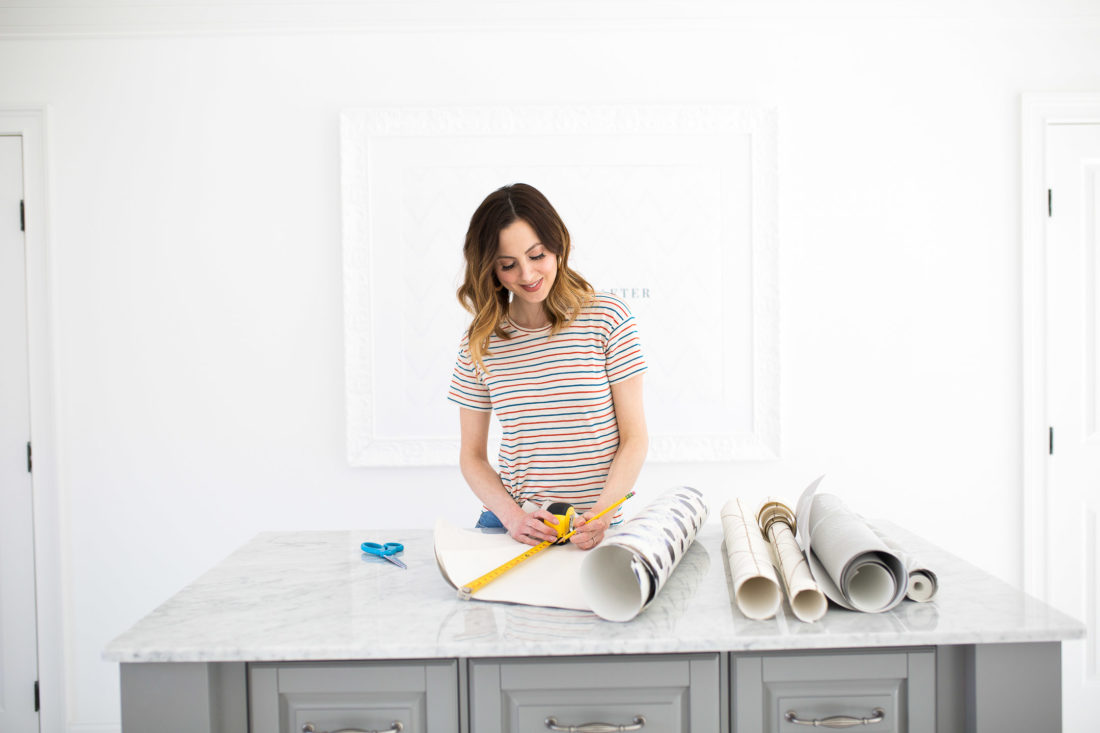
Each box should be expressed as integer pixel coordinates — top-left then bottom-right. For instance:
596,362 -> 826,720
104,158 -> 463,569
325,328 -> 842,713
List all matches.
719,498 -> 782,620
580,486 -> 709,622
756,499 -> 828,622
868,522 -> 939,603
906,570 -> 938,602
795,483 -> 908,614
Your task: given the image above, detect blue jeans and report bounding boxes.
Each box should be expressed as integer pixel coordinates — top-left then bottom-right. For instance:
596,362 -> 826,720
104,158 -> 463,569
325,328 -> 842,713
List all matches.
475,510 -> 505,530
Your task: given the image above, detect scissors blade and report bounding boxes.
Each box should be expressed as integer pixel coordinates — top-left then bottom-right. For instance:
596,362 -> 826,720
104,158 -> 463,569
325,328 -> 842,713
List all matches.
383,554 -> 407,570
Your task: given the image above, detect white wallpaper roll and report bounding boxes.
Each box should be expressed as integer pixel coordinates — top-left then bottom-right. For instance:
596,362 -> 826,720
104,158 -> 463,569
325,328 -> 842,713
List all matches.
719,498 -> 781,620
580,486 -> 709,622
907,570 -> 938,602
796,488 -> 908,614
868,522 -> 939,603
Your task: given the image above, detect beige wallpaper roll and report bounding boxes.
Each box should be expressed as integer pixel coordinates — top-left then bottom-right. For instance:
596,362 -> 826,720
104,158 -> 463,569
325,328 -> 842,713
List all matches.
720,498 -> 781,620
758,500 -> 827,623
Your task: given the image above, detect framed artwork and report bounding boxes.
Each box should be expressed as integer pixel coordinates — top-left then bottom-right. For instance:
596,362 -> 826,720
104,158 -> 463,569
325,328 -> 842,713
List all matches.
342,104 -> 778,466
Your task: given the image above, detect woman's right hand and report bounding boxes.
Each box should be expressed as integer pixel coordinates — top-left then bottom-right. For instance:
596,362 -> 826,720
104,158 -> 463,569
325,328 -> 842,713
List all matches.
504,509 -> 561,546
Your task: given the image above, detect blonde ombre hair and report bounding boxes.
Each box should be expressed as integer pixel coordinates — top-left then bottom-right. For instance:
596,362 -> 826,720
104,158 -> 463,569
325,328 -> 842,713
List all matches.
457,183 -> 594,373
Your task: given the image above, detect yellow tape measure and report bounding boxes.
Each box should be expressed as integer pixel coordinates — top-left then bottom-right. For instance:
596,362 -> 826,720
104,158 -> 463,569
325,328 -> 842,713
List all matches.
543,502 -> 577,541
457,491 -> 634,600
457,538 -> 556,599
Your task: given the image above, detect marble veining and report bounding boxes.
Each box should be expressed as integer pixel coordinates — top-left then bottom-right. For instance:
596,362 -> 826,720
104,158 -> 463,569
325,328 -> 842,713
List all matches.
103,523 -> 1085,663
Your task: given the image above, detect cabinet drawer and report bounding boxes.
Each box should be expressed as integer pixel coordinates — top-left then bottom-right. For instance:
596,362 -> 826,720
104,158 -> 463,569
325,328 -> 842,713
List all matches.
732,649 -> 935,733
248,660 -> 458,733
469,654 -> 720,733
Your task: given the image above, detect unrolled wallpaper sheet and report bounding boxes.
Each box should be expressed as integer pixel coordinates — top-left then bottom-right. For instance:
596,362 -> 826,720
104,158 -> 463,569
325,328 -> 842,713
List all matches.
435,486 -> 710,622
434,519 -> 590,611
719,498 -> 781,620
794,479 -> 908,613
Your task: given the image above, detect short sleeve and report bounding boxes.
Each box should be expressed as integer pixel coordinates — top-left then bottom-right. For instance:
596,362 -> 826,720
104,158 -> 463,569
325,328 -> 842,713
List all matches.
602,295 -> 648,384
447,339 -> 492,411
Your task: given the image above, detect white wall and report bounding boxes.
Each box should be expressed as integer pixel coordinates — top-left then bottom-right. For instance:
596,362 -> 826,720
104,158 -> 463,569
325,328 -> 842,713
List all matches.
1,1 -> 1099,730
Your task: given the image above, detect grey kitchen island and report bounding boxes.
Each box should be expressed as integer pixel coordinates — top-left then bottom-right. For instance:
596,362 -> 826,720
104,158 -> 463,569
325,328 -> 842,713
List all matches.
105,524 -> 1084,733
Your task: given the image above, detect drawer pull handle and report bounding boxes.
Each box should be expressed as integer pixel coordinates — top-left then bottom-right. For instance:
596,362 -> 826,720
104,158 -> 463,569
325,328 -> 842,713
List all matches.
784,708 -> 885,728
544,715 -> 646,732
302,722 -> 403,733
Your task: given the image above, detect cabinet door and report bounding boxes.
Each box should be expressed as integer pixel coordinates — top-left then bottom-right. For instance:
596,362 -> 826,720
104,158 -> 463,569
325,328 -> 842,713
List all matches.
732,649 -> 935,733
249,660 -> 458,733
470,654 -> 720,733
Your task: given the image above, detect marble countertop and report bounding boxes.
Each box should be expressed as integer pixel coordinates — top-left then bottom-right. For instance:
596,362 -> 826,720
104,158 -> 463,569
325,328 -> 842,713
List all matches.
103,524 -> 1085,663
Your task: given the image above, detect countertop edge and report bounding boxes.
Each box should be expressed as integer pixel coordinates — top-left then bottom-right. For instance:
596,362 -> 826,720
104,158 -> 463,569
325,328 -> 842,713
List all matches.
102,626 -> 1086,664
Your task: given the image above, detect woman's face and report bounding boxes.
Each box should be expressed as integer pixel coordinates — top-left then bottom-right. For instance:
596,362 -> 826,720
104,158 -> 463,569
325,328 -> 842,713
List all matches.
494,218 -> 557,308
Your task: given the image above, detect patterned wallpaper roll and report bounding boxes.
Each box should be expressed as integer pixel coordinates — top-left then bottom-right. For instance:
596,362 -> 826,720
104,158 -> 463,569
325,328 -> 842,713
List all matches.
720,498 -> 782,620
756,499 -> 827,622
580,486 -> 710,622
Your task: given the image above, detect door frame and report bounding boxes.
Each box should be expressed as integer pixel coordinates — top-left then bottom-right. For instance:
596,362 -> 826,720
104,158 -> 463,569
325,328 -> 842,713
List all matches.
0,107 -> 64,733
1021,93 -> 1100,601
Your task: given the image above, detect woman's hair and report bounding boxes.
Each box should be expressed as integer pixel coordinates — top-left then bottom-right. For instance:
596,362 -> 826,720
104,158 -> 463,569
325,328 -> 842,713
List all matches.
457,183 -> 594,373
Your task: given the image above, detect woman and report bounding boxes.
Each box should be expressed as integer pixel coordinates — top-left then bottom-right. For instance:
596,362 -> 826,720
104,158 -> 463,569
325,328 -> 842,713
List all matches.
448,183 -> 648,550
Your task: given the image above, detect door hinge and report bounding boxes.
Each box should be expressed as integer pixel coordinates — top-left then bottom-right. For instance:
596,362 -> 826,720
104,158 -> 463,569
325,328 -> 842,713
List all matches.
1049,427 -> 1054,455
27,441 -> 32,472
1048,189 -> 1052,217
20,199 -> 25,231
34,680 -> 39,712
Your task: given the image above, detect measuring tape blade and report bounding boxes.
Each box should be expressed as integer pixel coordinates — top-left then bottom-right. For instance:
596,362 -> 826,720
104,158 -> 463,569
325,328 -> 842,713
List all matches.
457,492 -> 635,600
458,538 -> 554,598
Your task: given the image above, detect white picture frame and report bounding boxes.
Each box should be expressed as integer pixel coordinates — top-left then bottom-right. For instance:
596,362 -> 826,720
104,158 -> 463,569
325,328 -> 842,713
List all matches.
342,104 -> 779,466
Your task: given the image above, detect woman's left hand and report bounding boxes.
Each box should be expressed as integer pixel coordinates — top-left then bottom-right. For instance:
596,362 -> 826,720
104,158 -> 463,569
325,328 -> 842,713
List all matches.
570,512 -> 609,550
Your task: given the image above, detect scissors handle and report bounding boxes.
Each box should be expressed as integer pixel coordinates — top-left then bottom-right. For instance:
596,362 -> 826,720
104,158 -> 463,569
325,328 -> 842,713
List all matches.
361,541 -> 407,570
361,541 -> 403,555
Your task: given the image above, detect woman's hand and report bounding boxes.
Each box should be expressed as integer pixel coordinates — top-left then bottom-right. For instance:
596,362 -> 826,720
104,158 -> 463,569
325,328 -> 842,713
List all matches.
504,509 -> 561,546
570,511 -> 610,550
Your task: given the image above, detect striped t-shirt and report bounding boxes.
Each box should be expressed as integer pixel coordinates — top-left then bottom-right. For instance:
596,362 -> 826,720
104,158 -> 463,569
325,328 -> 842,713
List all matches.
448,292 -> 647,521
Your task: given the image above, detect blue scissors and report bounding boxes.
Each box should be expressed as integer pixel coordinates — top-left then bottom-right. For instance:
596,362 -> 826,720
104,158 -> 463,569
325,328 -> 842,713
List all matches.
361,541 -> 406,569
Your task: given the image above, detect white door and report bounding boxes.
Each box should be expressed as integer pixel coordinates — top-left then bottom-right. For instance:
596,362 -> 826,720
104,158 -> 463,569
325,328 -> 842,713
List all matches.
1046,121 -> 1100,733
0,134 -> 39,731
